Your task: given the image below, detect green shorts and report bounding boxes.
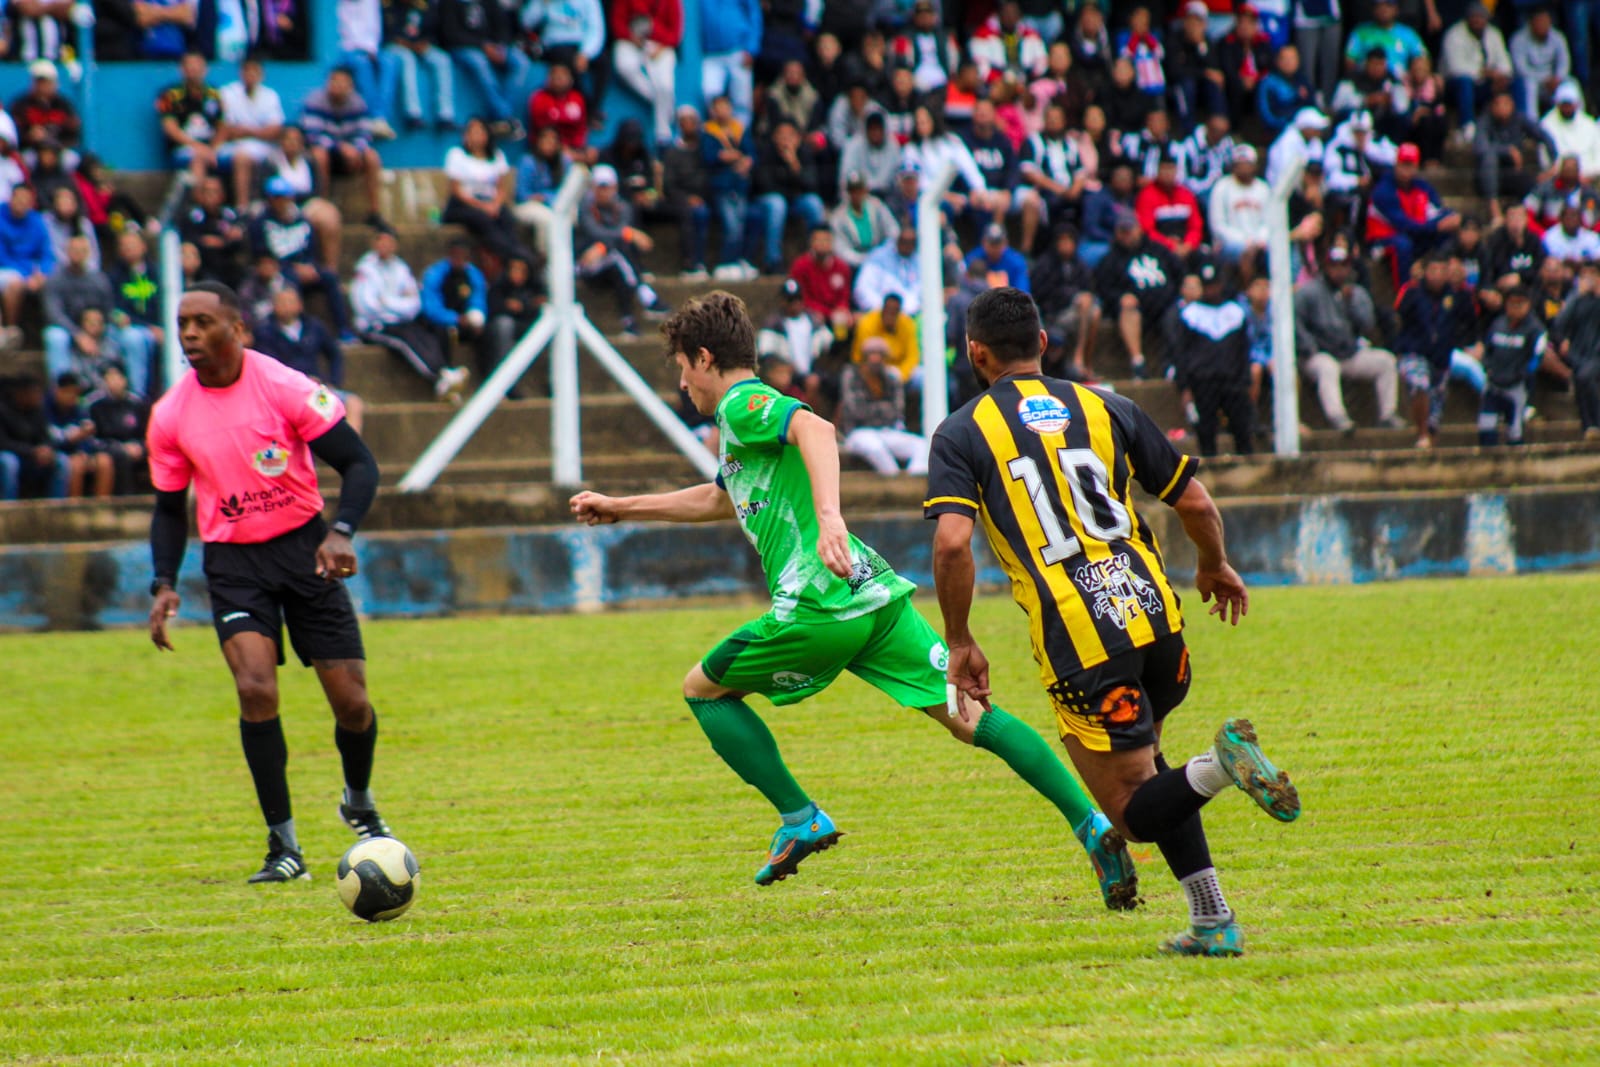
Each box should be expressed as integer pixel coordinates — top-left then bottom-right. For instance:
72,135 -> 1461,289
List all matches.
701,595 -> 949,709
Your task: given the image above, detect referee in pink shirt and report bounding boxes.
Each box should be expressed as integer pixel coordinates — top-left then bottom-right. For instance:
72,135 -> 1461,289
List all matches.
147,282 -> 388,884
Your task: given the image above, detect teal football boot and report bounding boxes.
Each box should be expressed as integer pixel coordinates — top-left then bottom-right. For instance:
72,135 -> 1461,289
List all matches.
1159,919 -> 1245,957
755,807 -> 841,886
1074,811 -> 1141,911
1215,718 -> 1301,822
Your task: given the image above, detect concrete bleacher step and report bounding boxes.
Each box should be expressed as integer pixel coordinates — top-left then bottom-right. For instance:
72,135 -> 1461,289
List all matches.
378,451 -> 701,488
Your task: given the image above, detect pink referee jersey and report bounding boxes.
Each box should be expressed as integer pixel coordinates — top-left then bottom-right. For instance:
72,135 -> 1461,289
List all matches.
147,348 -> 347,544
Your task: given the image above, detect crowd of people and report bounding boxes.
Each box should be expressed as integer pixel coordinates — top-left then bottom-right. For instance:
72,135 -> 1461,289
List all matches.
8,0 -> 1600,499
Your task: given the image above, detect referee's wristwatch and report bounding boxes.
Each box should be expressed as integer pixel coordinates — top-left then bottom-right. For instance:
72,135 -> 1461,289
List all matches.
331,520 -> 356,538
150,577 -> 175,596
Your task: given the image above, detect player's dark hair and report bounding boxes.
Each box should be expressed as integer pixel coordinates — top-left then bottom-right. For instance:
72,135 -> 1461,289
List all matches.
186,281 -> 243,319
967,287 -> 1043,367
661,290 -> 757,372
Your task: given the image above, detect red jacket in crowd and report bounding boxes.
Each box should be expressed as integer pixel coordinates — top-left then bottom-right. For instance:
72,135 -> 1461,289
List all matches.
529,87 -> 588,150
789,252 -> 853,320
609,0 -> 683,49
1135,181 -> 1203,253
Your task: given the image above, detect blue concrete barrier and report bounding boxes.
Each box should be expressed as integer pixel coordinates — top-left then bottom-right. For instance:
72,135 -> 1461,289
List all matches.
5,488 -> 1599,631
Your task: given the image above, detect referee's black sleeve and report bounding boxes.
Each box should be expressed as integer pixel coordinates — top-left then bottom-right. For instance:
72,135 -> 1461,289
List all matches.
308,419 -> 380,534
150,488 -> 188,582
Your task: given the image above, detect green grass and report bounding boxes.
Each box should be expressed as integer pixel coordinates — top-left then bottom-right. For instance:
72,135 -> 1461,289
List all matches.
4,575 -> 1599,1065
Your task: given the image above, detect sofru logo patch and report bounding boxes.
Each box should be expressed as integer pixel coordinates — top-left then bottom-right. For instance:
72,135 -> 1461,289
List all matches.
1017,394 -> 1072,435
252,440 -> 290,477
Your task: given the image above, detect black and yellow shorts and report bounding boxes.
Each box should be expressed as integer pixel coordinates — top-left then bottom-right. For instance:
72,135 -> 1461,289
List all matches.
1045,633 -> 1191,753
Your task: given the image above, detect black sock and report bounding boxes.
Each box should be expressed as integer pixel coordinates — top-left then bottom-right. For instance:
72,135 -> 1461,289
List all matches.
1150,754 -> 1214,880
1123,755 -> 1210,843
335,712 -> 378,802
239,717 -> 291,827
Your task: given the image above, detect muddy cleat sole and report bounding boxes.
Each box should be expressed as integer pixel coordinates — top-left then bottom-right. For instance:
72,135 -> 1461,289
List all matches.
1075,812 -> 1141,911
1159,918 -> 1244,957
755,807 -> 842,886
1215,718 -> 1300,822
248,831 -> 310,883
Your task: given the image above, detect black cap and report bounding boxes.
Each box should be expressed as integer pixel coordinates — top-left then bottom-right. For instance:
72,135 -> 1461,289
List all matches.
781,278 -> 802,300
1198,260 -> 1221,284
1504,284 -> 1532,301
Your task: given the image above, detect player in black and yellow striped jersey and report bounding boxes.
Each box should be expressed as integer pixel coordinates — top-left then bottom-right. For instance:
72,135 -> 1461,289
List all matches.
925,287 -> 1301,958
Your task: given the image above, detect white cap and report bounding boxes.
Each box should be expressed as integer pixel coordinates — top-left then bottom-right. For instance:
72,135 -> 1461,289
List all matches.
1232,144 -> 1257,164
1294,108 -> 1330,130
27,59 -> 55,80
591,163 -> 618,186
1347,110 -> 1374,132
1556,82 -> 1583,106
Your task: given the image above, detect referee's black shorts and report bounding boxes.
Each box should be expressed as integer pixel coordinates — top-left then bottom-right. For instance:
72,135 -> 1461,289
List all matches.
203,516 -> 365,667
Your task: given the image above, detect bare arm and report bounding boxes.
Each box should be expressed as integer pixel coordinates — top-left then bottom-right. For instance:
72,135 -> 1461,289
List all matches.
788,409 -> 853,578
1172,477 -> 1248,624
932,511 -> 992,719
570,483 -> 734,524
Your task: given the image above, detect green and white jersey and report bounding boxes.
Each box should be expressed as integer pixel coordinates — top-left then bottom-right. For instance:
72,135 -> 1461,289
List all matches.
714,378 -> 915,623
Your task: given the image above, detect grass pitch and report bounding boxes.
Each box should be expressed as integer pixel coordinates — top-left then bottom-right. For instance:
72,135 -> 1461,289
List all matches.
4,575 -> 1599,1065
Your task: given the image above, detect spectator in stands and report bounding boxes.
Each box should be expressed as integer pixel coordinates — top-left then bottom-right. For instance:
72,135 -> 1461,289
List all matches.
752,119 -> 824,276
1167,1 -> 1225,130
1209,145 -> 1270,278
442,117 -> 525,263
854,221 -> 922,317
421,236 -> 490,374
837,335 -> 927,476
965,98 -> 1036,244
1078,160 -> 1137,268
353,226 -> 470,399
878,66 -> 922,147
1550,259 -> 1600,438
303,66 -> 385,227
700,0 -> 760,127
1345,0 -> 1425,78
100,0 -> 199,62
1530,152 -> 1600,232
484,254 -> 545,394
702,94 -> 758,282
251,177 -> 354,342
1121,106 -> 1176,183
11,60 -> 79,165
790,224 -> 855,338
1178,112 -> 1236,210
1475,285 -> 1544,445
1400,53 -> 1451,165
44,371 -> 113,498
1294,0 -> 1343,104
28,139 -> 72,210
0,184 -> 52,349
576,164 -> 669,339
1020,103 -> 1091,241
971,2 -> 1047,85
43,234 -> 115,385
0,373 -> 67,499
1440,3 -> 1514,142
1475,90 -> 1557,219
1510,10 -> 1570,122
853,290 -> 920,385
1027,41 -> 1092,138
1396,253 -> 1480,447
828,172 -> 897,269
1213,3 -> 1271,119
1116,5 -> 1166,101
612,0 -> 684,147
528,61 -> 595,163
904,105 -> 998,231
605,119 -> 661,217
1267,107 -> 1328,188
336,0 -> 401,134
1170,261 -> 1254,457
1333,47 -> 1409,143
1070,3 -> 1114,98
1542,82 -> 1600,179
514,125 -> 568,254
440,0 -> 531,139
218,56 -> 286,212
1238,273 -> 1273,415
1445,215 -> 1490,291
239,250 -> 291,331
661,106 -> 710,280
1324,110 -> 1395,231
1542,194 -> 1600,261
262,125 -> 345,273
827,83 -> 884,163
756,278 -> 827,405
1135,151 -> 1202,264
837,28 -> 890,101
179,175 -> 247,288
1094,209 -> 1181,380
86,361 -> 149,494
1259,45 -> 1317,137
891,0 -> 957,95
383,0 -> 457,132
1031,223 -> 1100,379
1294,243 -> 1403,432
964,223 -> 1030,292
525,0 -> 609,122
1369,142 -> 1460,280
765,59 -> 820,134
1486,201 -> 1545,285
44,186 -> 98,275
253,286 -> 363,430
107,231 -> 160,397
156,52 -> 225,184
839,112 -> 901,200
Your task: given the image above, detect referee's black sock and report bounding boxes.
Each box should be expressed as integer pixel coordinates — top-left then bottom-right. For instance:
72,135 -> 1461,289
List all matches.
240,717 -> 294,845
335,712 -> 378,810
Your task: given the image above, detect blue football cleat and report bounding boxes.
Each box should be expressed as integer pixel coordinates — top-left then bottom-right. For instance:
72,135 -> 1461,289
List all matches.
754,807 -> 841,886
1075,812 -> 1141,910
1215,718 -> 1301,822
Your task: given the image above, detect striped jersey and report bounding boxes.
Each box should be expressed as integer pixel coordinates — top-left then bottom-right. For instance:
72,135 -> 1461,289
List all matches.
924,374 -> 1196,676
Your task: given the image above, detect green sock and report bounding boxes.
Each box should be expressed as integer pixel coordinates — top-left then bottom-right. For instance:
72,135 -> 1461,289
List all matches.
973,706 -> 1095,831
686,696 -> 811,815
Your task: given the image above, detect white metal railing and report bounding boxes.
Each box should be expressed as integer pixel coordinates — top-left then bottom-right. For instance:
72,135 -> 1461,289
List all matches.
398,165 -> 716,492
916,161 -> 957,435
1268,156 -> 1306,458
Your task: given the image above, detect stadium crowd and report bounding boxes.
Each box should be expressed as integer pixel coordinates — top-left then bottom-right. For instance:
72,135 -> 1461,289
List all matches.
6,0 -> 1600,498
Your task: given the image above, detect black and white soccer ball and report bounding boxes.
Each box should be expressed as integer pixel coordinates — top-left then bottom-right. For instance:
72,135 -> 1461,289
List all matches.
336,837 -> 420,922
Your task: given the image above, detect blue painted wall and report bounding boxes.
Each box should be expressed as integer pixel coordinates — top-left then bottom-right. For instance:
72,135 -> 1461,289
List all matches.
47,0 -> 704,172
6,488 -> 1600,631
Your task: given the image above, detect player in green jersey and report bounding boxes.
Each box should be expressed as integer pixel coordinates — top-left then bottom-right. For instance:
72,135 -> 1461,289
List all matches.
570,291 -> 1139,907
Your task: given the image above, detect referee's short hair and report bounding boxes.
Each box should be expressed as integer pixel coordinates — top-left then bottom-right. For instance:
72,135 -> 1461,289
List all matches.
967,287 -> 1044,367
185,281 -> 243,319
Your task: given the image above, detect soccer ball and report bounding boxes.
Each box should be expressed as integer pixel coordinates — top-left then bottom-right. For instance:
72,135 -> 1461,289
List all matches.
336,837 -> 420,922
